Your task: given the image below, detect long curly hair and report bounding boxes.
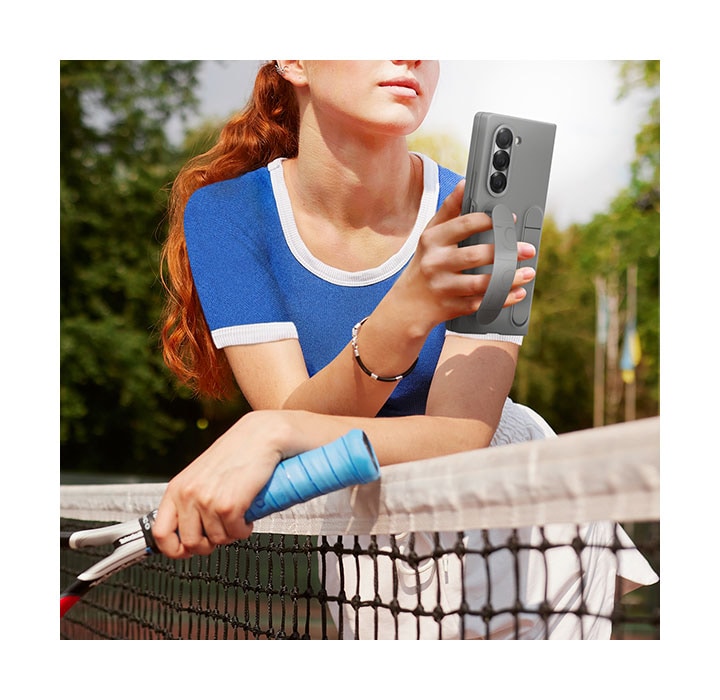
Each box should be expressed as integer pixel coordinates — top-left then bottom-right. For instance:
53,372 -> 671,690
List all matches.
160,62 -> 299,399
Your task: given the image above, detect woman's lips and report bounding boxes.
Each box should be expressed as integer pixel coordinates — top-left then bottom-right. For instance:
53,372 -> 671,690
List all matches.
379,78 -> 420,97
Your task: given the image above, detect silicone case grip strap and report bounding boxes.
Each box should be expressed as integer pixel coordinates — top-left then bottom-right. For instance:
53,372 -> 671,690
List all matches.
473,204 -> 517,325
244,429 -> 380,522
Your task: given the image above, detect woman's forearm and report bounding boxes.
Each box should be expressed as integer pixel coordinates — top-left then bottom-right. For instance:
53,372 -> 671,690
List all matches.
282,301 -> 432,417
269,409 -> 497,467
152,407 -> 496,559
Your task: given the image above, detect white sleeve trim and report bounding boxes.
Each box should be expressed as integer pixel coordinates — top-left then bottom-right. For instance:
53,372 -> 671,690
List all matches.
445,329 -> 524,346
211,322 -> 299,348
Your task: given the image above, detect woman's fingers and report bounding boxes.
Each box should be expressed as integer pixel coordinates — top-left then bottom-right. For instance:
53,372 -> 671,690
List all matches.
451,240 -> 536,273
425,179 -> 466,228
440,281 -> 528,320
194,491 -> 253,546
154,499 -> 253,559
153,471 -> 256,558
517,241 -> 537,261
174,504 -> 216,557
410,203 -> 537,324
150,415 -> 288,559
436,265 -> 534,313
424,185 -> 535,268
152,495 -> 186,558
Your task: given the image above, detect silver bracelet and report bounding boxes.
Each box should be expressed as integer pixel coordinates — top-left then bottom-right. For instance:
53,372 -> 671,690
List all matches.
351,317 -> 419,383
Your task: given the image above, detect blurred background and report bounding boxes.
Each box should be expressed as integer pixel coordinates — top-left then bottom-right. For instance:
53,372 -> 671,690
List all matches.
59,60 -> 659,480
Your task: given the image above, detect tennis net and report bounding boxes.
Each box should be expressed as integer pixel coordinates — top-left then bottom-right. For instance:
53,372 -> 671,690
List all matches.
60,415 -> 660,640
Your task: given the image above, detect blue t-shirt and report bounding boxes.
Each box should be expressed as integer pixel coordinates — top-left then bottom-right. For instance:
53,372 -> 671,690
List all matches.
184,155 -> 515,417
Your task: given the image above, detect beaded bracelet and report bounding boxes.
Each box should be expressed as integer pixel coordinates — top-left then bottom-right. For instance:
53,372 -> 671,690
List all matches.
351,317 -> 419,383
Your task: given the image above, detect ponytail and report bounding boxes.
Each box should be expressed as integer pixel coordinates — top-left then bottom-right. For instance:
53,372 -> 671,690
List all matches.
160,62 -> 299,399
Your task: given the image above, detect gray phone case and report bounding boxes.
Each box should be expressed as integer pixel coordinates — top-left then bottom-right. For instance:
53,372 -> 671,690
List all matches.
446,112 -> 556,336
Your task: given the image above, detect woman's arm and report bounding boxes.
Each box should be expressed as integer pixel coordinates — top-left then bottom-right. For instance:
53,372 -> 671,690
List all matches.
152,401 -> 507,559
154,333 -> 520,558
426,334 -> 518,425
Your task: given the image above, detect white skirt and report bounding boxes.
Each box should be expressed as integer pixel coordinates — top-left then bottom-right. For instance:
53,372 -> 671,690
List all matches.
323,399 -> 659,639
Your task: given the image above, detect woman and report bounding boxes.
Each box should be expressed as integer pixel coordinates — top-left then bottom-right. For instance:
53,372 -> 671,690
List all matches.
154,61 -> 657,638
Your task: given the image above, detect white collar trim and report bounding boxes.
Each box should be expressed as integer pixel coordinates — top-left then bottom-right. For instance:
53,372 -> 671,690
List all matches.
268,154 -> 439,287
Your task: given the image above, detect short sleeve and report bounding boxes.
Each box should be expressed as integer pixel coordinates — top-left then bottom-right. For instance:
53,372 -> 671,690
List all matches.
184,173 -> 298,349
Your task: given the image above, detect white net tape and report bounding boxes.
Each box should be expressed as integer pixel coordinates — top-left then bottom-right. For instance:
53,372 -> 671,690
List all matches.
60,417 -> 659,535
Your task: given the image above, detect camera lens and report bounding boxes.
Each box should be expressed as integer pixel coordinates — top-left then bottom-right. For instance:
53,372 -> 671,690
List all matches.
490,172 -> 506,194
495,128 -> 513,149
493,150 -> 510,171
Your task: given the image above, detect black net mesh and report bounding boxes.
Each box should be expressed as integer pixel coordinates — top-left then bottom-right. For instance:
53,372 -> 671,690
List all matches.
60,520 -> 659,640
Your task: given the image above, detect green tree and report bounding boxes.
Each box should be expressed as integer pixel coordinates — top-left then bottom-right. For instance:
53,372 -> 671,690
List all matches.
514,60 -> 660,430
577,60 -> 660,423
511,217 -> 599,432
60,60 -> 227,476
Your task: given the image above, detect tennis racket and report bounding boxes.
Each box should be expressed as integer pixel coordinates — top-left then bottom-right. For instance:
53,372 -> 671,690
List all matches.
61,429 -> 380,618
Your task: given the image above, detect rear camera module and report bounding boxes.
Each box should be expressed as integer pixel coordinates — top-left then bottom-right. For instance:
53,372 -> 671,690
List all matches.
489,172 -> 507,194
492,150 -> 510,171
487,126 -> 514,196
495,127 -> 513,150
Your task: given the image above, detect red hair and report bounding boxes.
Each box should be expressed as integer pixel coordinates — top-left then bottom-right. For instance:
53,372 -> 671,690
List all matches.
160,62 -> 299,399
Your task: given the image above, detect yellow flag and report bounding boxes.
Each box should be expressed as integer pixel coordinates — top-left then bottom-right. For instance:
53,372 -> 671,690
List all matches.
620,322 -> 642,384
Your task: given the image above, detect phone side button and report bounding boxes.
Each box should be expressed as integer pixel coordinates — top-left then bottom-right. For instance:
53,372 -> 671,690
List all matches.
511,294 -> 531,327
511,206 -> 545,329
522,206 -> 544,238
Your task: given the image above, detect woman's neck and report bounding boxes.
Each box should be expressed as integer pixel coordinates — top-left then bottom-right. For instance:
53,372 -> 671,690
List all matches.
286,122 -> 422,233
281,123 -> 425,271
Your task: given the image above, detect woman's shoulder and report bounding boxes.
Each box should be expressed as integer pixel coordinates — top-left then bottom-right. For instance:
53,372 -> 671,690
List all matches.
189,165 -> 272,206
185,165 -> 277,233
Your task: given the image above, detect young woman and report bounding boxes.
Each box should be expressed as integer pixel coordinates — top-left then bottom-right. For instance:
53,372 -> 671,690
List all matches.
154,61 -> 657,638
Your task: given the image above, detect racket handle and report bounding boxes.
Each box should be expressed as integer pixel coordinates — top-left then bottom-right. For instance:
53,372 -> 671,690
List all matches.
244,429 -> 380,522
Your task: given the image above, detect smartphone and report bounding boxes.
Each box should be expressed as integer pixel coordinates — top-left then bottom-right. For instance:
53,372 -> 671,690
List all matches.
446,112 -> 556,336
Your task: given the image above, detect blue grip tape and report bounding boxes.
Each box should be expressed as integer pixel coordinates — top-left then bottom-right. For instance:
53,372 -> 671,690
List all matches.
244,430 -> 380,522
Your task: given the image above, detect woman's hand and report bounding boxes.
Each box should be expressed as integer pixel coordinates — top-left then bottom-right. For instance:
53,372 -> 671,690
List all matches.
397,180 -> 536,331
152,412 -> 293,558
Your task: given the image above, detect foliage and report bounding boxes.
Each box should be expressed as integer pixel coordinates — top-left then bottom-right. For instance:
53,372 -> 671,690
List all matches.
60,60 -> 244,475
516,60 -> 660,428
511,218 -> 599,432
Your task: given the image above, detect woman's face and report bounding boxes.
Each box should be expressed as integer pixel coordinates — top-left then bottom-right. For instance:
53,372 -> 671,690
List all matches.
294,60 -> 440,139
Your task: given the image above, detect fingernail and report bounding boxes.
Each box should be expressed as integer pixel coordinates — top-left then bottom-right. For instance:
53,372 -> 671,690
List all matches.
519,242 -> 536,257
521,267 -> 536,281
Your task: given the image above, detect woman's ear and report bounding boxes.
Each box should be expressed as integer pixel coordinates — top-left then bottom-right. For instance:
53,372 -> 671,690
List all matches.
275,61 -> 308,87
